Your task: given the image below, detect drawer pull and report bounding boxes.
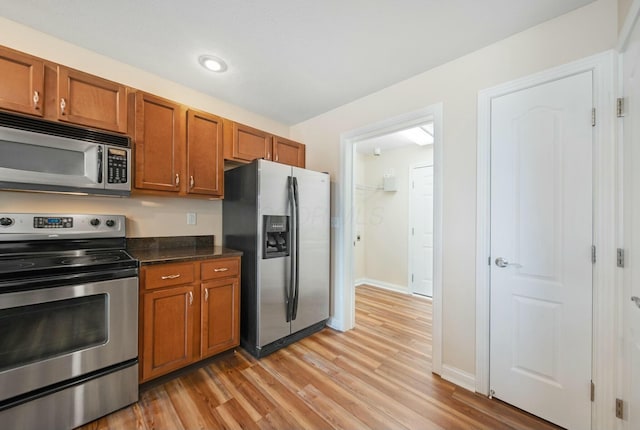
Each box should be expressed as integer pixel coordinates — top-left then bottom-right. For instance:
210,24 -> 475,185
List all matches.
213,267 -> 229,272
33,91 -> 40,109
161,274 -> 181,280
60,98 -> 66,115
204,289 -> 209,302
188,291 -> 193,305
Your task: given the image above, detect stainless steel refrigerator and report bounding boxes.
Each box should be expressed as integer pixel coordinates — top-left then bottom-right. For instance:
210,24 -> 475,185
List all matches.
223,159 -> 330,357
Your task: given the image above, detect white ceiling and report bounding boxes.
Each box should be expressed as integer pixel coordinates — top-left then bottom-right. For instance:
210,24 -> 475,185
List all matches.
0,0 -> 595,125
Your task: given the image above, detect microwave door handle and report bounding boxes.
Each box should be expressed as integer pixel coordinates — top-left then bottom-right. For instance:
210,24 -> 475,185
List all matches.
97,146 -> 103,184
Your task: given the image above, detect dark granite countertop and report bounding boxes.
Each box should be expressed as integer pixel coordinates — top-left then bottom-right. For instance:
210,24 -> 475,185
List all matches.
127,236 -> 242,265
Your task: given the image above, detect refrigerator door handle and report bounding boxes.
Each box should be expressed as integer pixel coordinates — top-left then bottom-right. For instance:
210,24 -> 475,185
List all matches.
286,176 -> 296,323
292,176 -> 301,320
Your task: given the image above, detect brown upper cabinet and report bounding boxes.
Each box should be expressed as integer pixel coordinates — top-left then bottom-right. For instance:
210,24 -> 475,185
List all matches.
0,46 -> 45,117
134,92 -> 185,193
0,45 -> 128,133
225,120 -> 272,162
187,110 -> 224,196
273,135 -> 306,168
133,92 -> 224,198
56,66 -> 128,133
224,119 -> 306,168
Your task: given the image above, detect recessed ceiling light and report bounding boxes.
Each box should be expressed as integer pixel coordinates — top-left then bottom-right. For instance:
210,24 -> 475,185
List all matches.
198,55 -> 228,73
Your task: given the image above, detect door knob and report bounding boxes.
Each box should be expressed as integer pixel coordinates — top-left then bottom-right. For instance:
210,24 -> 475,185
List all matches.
495,257 -> 522,268
632,296 -> 640,308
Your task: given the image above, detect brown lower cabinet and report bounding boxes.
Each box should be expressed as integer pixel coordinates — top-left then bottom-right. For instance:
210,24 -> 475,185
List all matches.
139,257 -> 240,382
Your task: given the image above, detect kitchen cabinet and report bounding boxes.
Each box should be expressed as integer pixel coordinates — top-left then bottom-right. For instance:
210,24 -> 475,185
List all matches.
273,135 -> 306,168
186,110 -> 224,196
224,120 -> 272,162
56,66 -> 128,133
134,92 -> 185,193
139,257 -> 241,382
142,284 -> 195,381
0,45 -> 44,117
133,93 -> 224,198
223,119 -> 306,168
0,45 -> 128,133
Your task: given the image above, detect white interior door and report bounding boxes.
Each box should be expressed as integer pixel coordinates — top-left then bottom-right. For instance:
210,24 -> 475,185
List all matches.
622,14 -> 640,430
489,71 -> 593,429
410,164 -> 433,297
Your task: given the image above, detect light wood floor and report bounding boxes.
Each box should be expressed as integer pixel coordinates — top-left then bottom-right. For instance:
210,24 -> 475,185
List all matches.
79,285 -> 561,430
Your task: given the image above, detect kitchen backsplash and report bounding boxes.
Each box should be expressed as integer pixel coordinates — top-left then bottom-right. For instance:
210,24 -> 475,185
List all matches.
0,191 -> 222,238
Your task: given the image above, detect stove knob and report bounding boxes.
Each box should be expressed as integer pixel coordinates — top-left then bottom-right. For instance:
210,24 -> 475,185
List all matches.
106,219 -> 116,227
0,217 -> 13,227
90,218 -> 100,227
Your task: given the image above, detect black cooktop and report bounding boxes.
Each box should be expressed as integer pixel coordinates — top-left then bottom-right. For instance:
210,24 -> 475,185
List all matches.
0,249 -> 136,276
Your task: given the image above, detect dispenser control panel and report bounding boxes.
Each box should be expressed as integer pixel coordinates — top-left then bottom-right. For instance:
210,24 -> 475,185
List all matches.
263,215 -> 290,259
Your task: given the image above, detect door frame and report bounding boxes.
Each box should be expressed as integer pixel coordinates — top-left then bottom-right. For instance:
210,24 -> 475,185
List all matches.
336,103 -> 443,374
475,51 -> 617,429
408,161 -> 434,296
618,3 -> 640,429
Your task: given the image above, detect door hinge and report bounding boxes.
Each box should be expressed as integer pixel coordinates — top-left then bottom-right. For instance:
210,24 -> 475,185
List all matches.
590,380 -> 595,402
592,245 -> 596,264
617,248 -> 625,268
616,398 -> 624,419
592,108 -> 596,126
617,98 -> 625,117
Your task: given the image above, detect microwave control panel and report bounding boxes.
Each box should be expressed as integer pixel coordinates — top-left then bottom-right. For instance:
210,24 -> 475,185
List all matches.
107,148 -> 128,184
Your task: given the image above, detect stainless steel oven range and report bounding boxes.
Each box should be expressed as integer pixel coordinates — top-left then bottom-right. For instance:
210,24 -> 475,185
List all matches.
0,213 -> 138,429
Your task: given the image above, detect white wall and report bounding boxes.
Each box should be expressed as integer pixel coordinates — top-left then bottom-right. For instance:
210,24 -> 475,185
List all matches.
355,145 -> 433,291
0,17 -> 290,239
290,0 -> 617,377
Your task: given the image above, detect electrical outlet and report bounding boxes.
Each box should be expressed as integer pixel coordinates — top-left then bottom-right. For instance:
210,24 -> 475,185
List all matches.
187,212 -> 197,225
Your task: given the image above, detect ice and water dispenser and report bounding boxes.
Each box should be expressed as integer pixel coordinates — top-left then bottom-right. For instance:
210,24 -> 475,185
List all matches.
263,215 -> 290,258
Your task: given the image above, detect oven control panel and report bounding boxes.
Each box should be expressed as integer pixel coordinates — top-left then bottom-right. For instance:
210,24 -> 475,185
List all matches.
0,214 -> 126,240
34,217 -> 74,229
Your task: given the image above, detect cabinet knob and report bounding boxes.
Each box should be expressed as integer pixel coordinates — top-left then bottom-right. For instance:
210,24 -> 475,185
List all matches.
60,98 -> 66,115
33,91 -> 40,109
175,173 -> 180,186
190,175 -> 195,189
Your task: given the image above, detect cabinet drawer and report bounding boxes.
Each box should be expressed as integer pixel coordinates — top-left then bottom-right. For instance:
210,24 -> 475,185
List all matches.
201,258 -> 239,280
143,262 -> 195,289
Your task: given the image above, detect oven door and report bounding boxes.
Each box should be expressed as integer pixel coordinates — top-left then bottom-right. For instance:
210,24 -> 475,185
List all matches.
0,277 -> 137,403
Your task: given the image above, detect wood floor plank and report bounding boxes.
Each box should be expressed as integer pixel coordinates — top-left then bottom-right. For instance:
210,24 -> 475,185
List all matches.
77,284 -> 562,430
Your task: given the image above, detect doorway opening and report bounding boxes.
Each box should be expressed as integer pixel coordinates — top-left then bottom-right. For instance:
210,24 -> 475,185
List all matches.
337,103 -> 443,374
353,126 -> 434,298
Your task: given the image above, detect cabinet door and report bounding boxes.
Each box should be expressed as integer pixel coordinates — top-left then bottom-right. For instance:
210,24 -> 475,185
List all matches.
230,122 -> 272,162
0,46 -> 44,116
57,66 -> 127,133
134,92 -> 185,192
273,136 -> 306,167
201,278 -> 240,358
187,110 -> 223,196
142,285 -> 195,381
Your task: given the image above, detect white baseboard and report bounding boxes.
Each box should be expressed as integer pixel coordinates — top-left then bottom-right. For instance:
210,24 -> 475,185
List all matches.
441,365 -> 476,393
355,278 -> 409,294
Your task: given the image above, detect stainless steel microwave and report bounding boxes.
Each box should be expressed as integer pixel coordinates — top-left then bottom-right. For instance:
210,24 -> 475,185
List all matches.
0,112 -> 131,196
